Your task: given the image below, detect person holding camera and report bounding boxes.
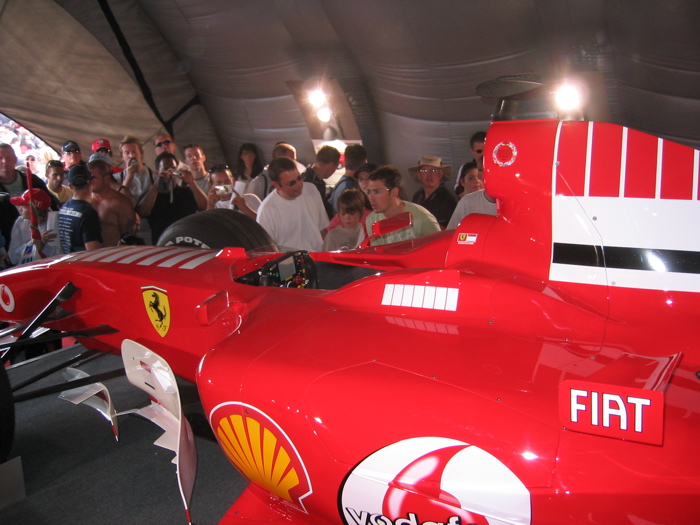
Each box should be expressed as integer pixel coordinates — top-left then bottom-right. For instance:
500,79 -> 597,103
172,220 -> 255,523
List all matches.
136,152 -> 207,244
207,165 -> 261,220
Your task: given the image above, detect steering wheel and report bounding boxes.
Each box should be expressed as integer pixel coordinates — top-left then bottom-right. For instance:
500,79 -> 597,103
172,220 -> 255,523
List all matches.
256,251 -> 318,289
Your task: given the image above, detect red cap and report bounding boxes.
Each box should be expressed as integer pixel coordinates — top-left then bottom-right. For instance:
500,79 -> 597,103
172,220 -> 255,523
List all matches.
10,188 -> 52,210
92,138 -> 112,153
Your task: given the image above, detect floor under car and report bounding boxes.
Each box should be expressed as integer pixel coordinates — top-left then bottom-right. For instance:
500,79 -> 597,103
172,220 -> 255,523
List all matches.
3,345 -> 247,525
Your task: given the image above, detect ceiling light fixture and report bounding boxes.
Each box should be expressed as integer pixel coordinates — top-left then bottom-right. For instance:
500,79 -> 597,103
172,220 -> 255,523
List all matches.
308,89 -> 327,108
316,106 -> 332,123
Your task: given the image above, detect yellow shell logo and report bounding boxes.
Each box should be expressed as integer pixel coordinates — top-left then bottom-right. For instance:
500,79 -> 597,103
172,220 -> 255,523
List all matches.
141,286 -> 170,337
212,403 -> 312,512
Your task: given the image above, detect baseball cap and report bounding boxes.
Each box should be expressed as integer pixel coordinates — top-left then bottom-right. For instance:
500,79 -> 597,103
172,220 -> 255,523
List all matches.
62,140 -> 80,154
68,164 -> 93,187
10,188 -> 52,210
92,138 -> 112,153
88,152 -> 112,166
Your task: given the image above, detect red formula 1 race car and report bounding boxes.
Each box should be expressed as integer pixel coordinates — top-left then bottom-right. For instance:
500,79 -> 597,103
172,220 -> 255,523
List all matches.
1,116 -> 700,525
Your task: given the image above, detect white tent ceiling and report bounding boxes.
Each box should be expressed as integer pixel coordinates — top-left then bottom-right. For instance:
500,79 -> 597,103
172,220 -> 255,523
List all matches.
1,0 -> 699,195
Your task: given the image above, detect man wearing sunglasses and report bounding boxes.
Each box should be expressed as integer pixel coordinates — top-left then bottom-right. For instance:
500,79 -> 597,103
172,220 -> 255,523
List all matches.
256,157 -> 329,252
248,142 -> 306,201
154,133 -> 178,157
470,131 -> 486,164
455,130 -> 486,194
154,132 -> 190,178
91,138 -> 121,175
61,140 -> 85,170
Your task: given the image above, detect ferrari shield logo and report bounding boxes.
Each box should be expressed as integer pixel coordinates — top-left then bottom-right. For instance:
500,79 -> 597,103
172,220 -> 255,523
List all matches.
142,286 -> 170,337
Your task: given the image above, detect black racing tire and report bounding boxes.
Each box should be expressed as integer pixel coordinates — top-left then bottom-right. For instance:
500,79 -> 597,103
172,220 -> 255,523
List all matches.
0,364 -> 14,463
157,209 -> 278,252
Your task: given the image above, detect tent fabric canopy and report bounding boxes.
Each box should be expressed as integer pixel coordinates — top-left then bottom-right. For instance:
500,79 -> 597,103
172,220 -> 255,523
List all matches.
1,0 -> 699,194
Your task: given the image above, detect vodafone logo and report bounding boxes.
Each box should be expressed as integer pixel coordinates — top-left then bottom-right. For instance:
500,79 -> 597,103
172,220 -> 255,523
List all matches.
340,437 -> 531,525
0,284 -> 15,313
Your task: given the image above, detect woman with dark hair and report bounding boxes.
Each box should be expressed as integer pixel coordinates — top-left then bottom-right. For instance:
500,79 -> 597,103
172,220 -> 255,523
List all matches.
455,160 -> 484,197
234,142 -> 265,192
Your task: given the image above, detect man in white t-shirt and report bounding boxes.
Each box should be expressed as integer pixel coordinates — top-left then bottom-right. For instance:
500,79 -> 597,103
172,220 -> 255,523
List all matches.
256,157 -> 329,252
248,142 -> 307,202
447,188 -> 497,230
183,143 -> 211,194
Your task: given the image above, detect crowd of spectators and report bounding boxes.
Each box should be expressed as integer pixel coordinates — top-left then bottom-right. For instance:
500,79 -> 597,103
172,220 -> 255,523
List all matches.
0,123 -> 491,268
1,115 -> 59,178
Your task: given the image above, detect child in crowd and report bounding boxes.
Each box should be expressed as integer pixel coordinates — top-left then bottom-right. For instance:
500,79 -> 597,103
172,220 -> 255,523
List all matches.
322,189 -> 367,251
8,188 -> 62,265
325,163 -> 374,234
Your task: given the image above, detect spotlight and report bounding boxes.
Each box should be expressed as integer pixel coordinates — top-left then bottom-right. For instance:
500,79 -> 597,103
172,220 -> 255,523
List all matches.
316,106 -> 332,123
555,83 -> 582,112
308,89 -> 327,108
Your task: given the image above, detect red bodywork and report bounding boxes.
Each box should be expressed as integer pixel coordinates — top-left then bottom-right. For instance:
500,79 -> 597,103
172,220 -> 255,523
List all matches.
1,119 -> 699,524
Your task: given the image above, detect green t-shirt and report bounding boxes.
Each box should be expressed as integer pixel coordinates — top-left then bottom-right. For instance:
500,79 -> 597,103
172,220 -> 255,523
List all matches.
366,201 -> 440,246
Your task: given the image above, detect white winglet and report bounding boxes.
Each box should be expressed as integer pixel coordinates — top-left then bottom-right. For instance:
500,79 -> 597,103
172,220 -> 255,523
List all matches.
119,340 -> 197,525
59,367 -> 118,440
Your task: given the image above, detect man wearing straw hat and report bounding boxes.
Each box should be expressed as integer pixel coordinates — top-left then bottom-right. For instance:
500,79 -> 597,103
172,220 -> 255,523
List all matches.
409,155 -> 458,229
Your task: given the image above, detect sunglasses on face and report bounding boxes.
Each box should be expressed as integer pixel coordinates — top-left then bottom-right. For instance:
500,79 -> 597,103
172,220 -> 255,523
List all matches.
64,150 -> 80,155
475,149 -> 483,154
155,140 -> 172,148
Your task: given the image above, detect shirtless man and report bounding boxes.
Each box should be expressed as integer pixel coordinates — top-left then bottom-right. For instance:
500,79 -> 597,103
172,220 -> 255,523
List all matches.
88,152 -> 137,246
109,173 -> 136,205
